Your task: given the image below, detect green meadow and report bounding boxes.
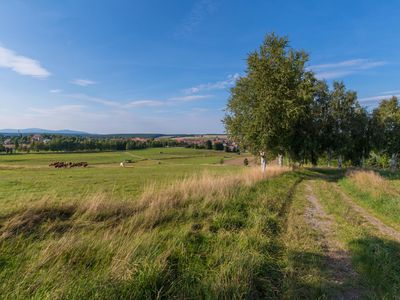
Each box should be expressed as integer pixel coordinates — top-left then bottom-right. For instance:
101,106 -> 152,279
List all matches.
2,150 -> 400,298
0,148 -> 242,211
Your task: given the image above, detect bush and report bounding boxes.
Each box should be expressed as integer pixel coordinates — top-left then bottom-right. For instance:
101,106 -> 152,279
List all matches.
365,151 -> 390,169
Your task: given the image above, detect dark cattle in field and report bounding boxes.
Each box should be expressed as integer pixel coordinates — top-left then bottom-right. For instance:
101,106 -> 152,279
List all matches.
49,161 -> 89,168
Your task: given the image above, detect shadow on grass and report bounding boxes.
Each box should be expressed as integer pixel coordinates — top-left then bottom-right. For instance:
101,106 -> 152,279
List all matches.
288,234 -> 400,298
349,235 -> 400,299
295,167 -> 346,183
286,250 -> 362,299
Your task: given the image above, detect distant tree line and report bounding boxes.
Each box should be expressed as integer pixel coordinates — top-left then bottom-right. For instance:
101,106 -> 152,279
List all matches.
225,33 -> 400,169
0,135 -> 235,153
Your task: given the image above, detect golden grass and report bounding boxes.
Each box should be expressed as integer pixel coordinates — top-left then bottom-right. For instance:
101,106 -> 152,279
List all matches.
1,165 -> 290,239
346,170 -> 399,198
136,166 -> 290,227
0,165 -> 293,298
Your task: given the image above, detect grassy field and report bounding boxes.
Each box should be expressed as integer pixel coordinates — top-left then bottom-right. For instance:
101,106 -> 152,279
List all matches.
2,150 -> 400,298
0,148 -> 243,212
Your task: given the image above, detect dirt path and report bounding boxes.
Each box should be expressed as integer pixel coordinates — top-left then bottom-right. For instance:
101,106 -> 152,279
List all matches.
334,186 -> 400,242
305,183 -> 360,299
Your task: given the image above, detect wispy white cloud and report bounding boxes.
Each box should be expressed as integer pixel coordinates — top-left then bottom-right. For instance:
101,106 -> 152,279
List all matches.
49,89 -> 62,93
309,59 -> 386,79
359,92 -> 400,104
66,92 -> 214,109
168,94 -> 213,102
125,100 -> 163,108
67,93 -> 119,106
381,90 -> 400,95
176,0 -> 219,37
71,78 -> 97,86
28,105 -> 85,116
183,73 -> 239,94
0,46 -> 50,78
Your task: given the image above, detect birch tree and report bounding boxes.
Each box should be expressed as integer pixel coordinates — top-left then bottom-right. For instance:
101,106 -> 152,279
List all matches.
224,33 -> 313,172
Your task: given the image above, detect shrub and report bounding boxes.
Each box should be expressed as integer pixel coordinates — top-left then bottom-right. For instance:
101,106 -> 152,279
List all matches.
244,158 -> 249,166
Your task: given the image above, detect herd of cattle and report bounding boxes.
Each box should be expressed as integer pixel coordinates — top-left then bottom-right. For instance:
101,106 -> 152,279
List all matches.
49,161 -> 89,168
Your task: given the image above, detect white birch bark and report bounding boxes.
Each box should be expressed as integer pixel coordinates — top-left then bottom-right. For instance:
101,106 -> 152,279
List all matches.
337,155 -> 342,169
260,152 -> 267,174
278,154 -> 283,167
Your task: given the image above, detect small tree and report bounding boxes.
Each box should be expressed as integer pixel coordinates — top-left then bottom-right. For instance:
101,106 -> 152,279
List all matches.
205,140 -> 212,150
213,142 -> 224,151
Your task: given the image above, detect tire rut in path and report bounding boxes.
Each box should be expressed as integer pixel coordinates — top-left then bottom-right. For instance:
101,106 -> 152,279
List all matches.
334,185 -> 400,242
305,183 -> 361,299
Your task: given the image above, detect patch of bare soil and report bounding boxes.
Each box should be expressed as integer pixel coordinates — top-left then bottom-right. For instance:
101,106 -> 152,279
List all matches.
305,183 -> 361,299
334,186 -> 400,242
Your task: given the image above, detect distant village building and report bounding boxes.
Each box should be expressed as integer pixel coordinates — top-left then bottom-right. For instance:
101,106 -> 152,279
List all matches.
31,134 -> 43,142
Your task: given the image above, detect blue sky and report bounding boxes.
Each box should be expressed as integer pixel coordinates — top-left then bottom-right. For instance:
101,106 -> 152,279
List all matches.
0,0 -> 399,134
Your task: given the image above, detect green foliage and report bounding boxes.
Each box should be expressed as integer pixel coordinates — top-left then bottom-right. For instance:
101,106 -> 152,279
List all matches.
213,142 -> 224,151
371,96 -> 400,157
224,33 -> 313,158
224,33 -> 378,166
365,151 -> 390,169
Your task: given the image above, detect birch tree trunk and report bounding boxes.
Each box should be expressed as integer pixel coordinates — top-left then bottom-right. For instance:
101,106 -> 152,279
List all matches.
338,155 -> 342,169
278,154 -> 283,167
260,152 -> 267,174
391,153 -> 397,173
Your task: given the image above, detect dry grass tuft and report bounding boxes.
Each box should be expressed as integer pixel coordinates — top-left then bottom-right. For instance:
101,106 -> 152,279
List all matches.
77,193 -> 137,222
0,200 -> 76,240
346,170 -> 398,198
136,166 -> 291,228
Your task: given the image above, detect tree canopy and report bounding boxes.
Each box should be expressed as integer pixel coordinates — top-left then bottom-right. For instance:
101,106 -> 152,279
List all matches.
224,33 -> 314,159
224,33 -> 400,168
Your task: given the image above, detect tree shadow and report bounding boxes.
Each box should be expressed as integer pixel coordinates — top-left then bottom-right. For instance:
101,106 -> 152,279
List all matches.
286,250 -> 363,299
287,235 -> 400,299
295,167 -> 346,183
348,235 -> 400,299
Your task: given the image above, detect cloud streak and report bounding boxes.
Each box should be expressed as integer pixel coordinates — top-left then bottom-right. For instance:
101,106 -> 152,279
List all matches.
309,59 -> 386,79
359,92 -> 400,104
183,73 -> 239,94
168,94 -> 213,102
176,0 -> 219,37
0,46 -> 50,78
71,78 -> 97,86
66,93 -> 213,109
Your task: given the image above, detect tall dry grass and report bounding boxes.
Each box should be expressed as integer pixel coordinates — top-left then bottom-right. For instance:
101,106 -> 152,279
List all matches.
0,165 -> 294,299
346,170 -> 398,198
1,165 -> 291,239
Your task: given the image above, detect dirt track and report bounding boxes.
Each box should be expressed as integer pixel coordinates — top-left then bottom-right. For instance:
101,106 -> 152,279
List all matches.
305,183 -> 361,299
